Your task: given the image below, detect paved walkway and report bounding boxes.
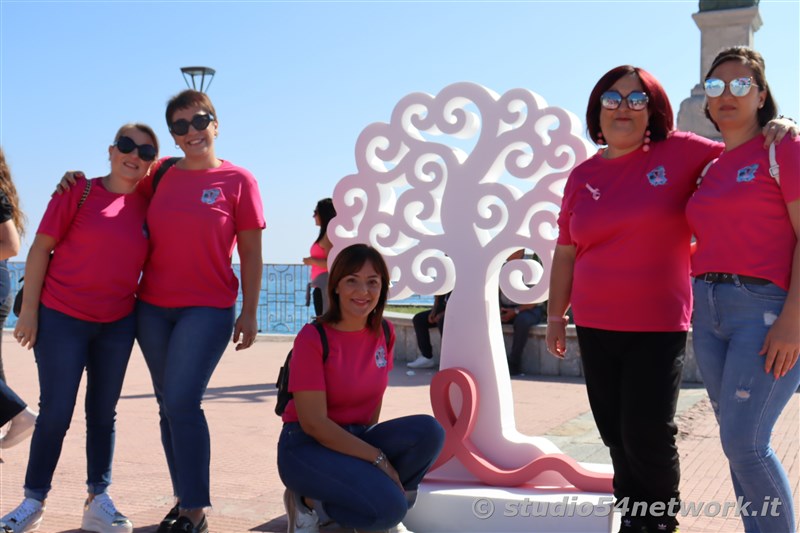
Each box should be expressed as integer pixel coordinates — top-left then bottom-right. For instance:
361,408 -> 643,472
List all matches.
0,331 -> 796,532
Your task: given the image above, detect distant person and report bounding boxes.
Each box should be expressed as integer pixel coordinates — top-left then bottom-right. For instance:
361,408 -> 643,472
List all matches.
546,65 -> 796,533
58,90 -> 266,533
1,124 -> 159,533
303,198 -> 336,318
687,46 -> 800,533
278,243 -> 444,533
0,146 -> 37,452
499,250 -> 546,376
407,292 -> 450,369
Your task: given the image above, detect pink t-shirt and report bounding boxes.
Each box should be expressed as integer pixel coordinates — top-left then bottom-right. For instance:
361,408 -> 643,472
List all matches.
557,132 -> 722,331
309,241 -> 328,280
137,159 -> 266,308
282,321 -> 395,426
38,177 -> 149,322
687,135 -> 800,290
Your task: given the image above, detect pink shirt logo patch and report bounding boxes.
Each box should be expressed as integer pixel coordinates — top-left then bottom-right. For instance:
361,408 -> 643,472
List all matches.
375,346 -> 388,368
736,164 -> 758,183
646,166 -> 667,186
201,188 -> 222,205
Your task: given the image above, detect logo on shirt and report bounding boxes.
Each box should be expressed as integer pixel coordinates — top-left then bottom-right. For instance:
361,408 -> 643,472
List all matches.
736,164 -> 758,183
201,188 -> 222,205
375,346 -> 388,368
646,166 -> 667,186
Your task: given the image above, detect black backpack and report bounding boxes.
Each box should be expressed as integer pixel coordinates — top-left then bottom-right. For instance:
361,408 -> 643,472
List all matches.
275,319 -> 391,416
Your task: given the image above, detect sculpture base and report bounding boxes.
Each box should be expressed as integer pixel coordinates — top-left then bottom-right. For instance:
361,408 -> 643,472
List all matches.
404,477 -> 618,533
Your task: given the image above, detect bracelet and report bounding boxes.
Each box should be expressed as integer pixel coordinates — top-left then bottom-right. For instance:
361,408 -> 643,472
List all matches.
372,450 -> 387,467
778,115 -> 797,124
547,315 -> 567,324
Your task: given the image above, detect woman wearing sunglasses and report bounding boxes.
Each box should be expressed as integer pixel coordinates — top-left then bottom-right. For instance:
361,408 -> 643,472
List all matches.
132,90 -> 265,533
687,46 -> 800,533
545,65 -> 796,533
1,124 -> 158,533
303,197 -> 336,317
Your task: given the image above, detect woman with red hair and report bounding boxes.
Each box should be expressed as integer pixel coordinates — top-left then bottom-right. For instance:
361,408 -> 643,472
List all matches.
546,65 -> 795,533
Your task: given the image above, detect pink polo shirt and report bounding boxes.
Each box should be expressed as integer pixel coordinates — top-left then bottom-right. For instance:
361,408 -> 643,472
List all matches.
137,159 -> 266,308
38,177 -> 149,322
557,132 -> 722,331
687,135 -> 800,290
282,321 -> 395,426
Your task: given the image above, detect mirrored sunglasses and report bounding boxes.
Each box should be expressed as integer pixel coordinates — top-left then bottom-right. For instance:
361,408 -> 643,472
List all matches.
600,90 -> 649,111
704,77 -> 756,98
114,136 -> 157,162
169,113 -> 215,136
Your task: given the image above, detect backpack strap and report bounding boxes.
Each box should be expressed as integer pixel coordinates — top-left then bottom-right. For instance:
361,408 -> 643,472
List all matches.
381,319 -> 391,346
152,157 -> 180,192
768,142 -> 780,184
697,158 -> 718,187
312,321 -> 329,363
78,178 -> 92,208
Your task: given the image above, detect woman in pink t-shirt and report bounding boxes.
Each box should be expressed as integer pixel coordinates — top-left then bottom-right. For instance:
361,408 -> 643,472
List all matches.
278,244 -> 444,533
687,46 -> 800,533
303,197 -> 336,317
1,124 -> 157,533
130,90 -> 265,533
546,65 -> 795,533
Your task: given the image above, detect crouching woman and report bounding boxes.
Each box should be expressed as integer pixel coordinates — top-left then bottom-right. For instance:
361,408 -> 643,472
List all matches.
278,243 -> 444,533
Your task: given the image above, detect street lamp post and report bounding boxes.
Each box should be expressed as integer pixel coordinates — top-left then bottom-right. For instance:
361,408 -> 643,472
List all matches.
180,66 -> 216,93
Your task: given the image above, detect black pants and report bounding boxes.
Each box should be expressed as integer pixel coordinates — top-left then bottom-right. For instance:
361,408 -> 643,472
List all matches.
412,310 -> 444,359
576,326 -> 685,529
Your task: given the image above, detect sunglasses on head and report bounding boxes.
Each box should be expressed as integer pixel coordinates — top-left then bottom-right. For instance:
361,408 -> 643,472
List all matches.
169,113 -> 215,136
600,90 -> 649,111
704,77 -> 757,98
114,136 -> 157,162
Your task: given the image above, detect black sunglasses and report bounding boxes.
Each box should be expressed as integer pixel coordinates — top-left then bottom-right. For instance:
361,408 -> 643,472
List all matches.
169,113 -> 215,136
600,90 -> 649,111
114,136 -> 157,162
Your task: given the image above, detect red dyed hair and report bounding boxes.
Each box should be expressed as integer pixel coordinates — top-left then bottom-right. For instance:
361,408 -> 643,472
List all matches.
586,66 -> 674,145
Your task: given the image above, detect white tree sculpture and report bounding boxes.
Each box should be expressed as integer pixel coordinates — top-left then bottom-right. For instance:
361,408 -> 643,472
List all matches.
329,82 -> 611,490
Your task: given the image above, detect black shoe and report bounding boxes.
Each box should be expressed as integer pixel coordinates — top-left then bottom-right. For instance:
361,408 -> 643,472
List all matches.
156,504 -> 180,533
618,516 -> 647,533
170,515 -> 209,533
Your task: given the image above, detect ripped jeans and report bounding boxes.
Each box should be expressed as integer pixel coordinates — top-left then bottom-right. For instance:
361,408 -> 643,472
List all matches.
692,277 -> 800,533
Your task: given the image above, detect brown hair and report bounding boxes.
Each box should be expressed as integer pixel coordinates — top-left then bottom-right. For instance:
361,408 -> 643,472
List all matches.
113,123 -> 160,156
0,147 -> 25,236
321,243 -> 390,333
704,46 -> 777,130
165,89 -> 218,128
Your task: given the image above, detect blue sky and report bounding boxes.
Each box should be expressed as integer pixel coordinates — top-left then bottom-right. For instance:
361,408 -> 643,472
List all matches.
1,0 -> 797,264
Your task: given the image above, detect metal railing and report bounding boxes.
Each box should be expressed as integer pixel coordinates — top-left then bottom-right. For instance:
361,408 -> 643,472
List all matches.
3,262 -> 313,335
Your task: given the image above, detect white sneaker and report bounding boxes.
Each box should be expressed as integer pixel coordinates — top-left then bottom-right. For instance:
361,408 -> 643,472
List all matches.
387,523 -> 413,533
407,356 -> 436,369
0,497 -> 44,532
283,488 -> 319,533
0,407 -> 37,449
81,493 -> 133,533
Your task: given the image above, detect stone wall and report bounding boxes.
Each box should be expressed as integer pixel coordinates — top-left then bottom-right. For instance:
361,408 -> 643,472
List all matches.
387,312 -> 704,383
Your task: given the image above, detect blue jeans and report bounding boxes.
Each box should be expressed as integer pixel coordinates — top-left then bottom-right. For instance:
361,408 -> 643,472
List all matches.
25,305 -> 135,501
0,378 -> 27,426
506,305 -> 545,374
693,278 -> 800,533
277,415 -> 445,530
136,301 -> 235,509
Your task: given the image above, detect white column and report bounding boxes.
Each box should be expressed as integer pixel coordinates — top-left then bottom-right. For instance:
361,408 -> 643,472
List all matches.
677,6 -> 762,139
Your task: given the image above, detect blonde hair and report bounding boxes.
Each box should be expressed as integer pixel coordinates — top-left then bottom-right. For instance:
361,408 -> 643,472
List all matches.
0,147 -> 25,236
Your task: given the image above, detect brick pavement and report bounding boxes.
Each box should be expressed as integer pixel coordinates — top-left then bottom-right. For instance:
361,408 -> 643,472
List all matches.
0,332 -> 797,532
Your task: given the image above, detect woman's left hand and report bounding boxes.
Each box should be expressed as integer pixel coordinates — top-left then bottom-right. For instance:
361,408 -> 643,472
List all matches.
762,117 -> 799,146
377,457 -> 404,491
233,311 -> 258,351
760,311 -> 800,378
